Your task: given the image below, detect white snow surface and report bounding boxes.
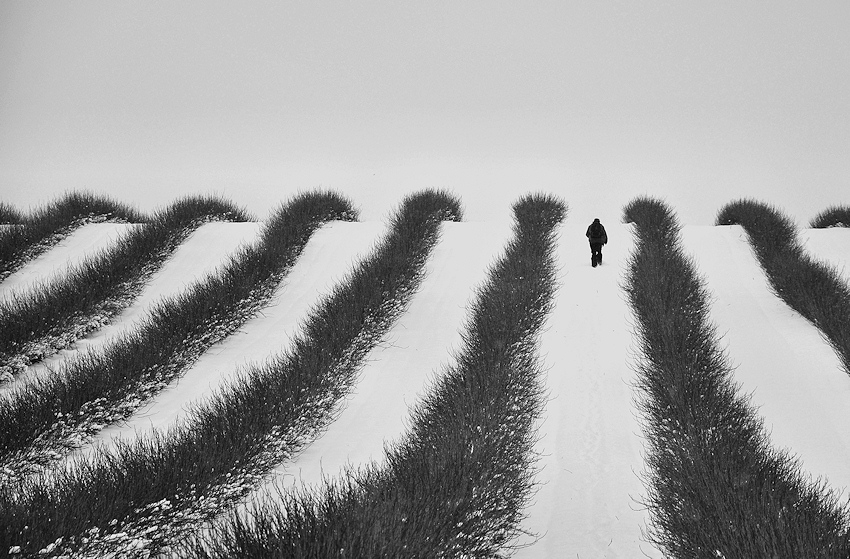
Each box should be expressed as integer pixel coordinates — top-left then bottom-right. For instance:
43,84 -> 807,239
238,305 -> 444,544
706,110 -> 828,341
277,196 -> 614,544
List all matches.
88,220 -> 388,443
801,227 -> 850,284
513,222 -> 661,558
0,222 -> 135,302
5,210 -> 850,557
679,226 -> 850,492
6,221 -> 263,391
263,220 -> 515,486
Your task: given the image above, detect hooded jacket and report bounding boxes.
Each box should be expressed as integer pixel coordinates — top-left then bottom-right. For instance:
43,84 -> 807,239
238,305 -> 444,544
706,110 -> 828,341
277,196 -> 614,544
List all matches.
586,219 -> 608,245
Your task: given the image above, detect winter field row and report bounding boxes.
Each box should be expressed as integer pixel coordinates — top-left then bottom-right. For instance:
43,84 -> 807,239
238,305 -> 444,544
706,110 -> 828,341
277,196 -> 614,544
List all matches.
0,193 -> 849,557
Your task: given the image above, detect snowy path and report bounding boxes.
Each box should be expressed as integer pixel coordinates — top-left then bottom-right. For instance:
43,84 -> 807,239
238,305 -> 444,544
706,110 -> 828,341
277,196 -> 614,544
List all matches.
0,222 -> 135,302
6,222 -> 263,390
800,227 -> 850,284
515,222 -> 661,559
679,225 -> 850,493
10,216 -> 850,557
239,220 -> 661,558
261,221 -> 514,488
52,222 -> 263,358
84,220 -> 388,450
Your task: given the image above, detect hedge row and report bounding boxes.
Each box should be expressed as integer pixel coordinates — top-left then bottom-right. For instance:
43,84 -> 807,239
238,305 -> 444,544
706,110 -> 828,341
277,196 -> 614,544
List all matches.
810,206 -> 850,229
0,192 -> 143,281
0,190 -> 460,556
0,191 -> 352,478
0,195 -> 252,378
717,199 -> 850,374
624,197 -> 850,557
180,193 -> 566,558
0,202 -> 25,225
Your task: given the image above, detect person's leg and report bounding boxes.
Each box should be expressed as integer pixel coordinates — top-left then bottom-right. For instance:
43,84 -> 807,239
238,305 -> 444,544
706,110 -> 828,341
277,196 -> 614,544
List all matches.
590,243 -> 601,266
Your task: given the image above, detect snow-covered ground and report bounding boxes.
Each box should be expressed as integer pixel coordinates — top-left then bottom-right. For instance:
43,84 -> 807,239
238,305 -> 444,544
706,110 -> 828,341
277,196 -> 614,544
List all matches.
87,220 -> 387,442
679,225 -> 850,493
512,221 -> 661,559
2,222 -> 264,392
5,208 -> 850,557
801,227 -> 850,284
0,222 -> 135,303
261,220 -> 515,488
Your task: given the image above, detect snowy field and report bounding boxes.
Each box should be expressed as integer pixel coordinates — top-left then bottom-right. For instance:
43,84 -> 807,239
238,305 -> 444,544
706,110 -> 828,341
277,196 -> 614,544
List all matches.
6,206 -> 850,557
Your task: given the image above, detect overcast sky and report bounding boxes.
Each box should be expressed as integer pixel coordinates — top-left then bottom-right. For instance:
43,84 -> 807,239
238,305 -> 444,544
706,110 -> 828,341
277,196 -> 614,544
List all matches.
1,1 -> 848,223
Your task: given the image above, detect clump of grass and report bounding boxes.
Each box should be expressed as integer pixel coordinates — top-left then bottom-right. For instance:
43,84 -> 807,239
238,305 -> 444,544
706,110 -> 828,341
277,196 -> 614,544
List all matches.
0,202 -> 24,225
0,195 -> 253,377
0,190 -> 461,556
179,193 -> 566,559
810,206 -> 850,228
0,191 -> 353,476
624,196 -> 850,557
0,192 -> 143,281
717,199 -> 850,374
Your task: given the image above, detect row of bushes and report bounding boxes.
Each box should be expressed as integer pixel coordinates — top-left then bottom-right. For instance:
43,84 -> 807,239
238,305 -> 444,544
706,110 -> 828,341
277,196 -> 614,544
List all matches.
0,202 -> 25,225
0,191 -> 353,478
624,197 -> 850,556
810,206 -> 850,228
177,194 -> 566,558
0,190 -> 461,556
717,199 -> 850,374
0,192 -> 144,281
0,195 -> 253,378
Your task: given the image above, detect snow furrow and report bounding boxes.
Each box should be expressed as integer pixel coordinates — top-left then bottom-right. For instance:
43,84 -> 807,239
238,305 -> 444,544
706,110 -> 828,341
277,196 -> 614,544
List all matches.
800,227 -> 850,285
5,205 -> 850,557
9,222 -> 263,390
515,222 -> 661,559
679,225 -> 850,492
0,222 -> 135,303
259,221 -> 513,489
83,220 -> 386,452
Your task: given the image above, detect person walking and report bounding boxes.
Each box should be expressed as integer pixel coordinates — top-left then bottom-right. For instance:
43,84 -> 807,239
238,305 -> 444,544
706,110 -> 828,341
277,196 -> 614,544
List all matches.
586,218 -> 607,267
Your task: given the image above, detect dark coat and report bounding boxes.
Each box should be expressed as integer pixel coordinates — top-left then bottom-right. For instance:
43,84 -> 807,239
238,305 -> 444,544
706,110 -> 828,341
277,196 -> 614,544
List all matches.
586,221 -> 608,245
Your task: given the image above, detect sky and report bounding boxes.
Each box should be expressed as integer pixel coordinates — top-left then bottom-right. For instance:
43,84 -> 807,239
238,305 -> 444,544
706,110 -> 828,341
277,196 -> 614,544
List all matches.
1,1 -> 848,224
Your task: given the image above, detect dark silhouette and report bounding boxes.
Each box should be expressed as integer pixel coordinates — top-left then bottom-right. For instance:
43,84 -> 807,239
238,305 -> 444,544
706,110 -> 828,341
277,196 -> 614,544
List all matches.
586,218 -> 608,267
